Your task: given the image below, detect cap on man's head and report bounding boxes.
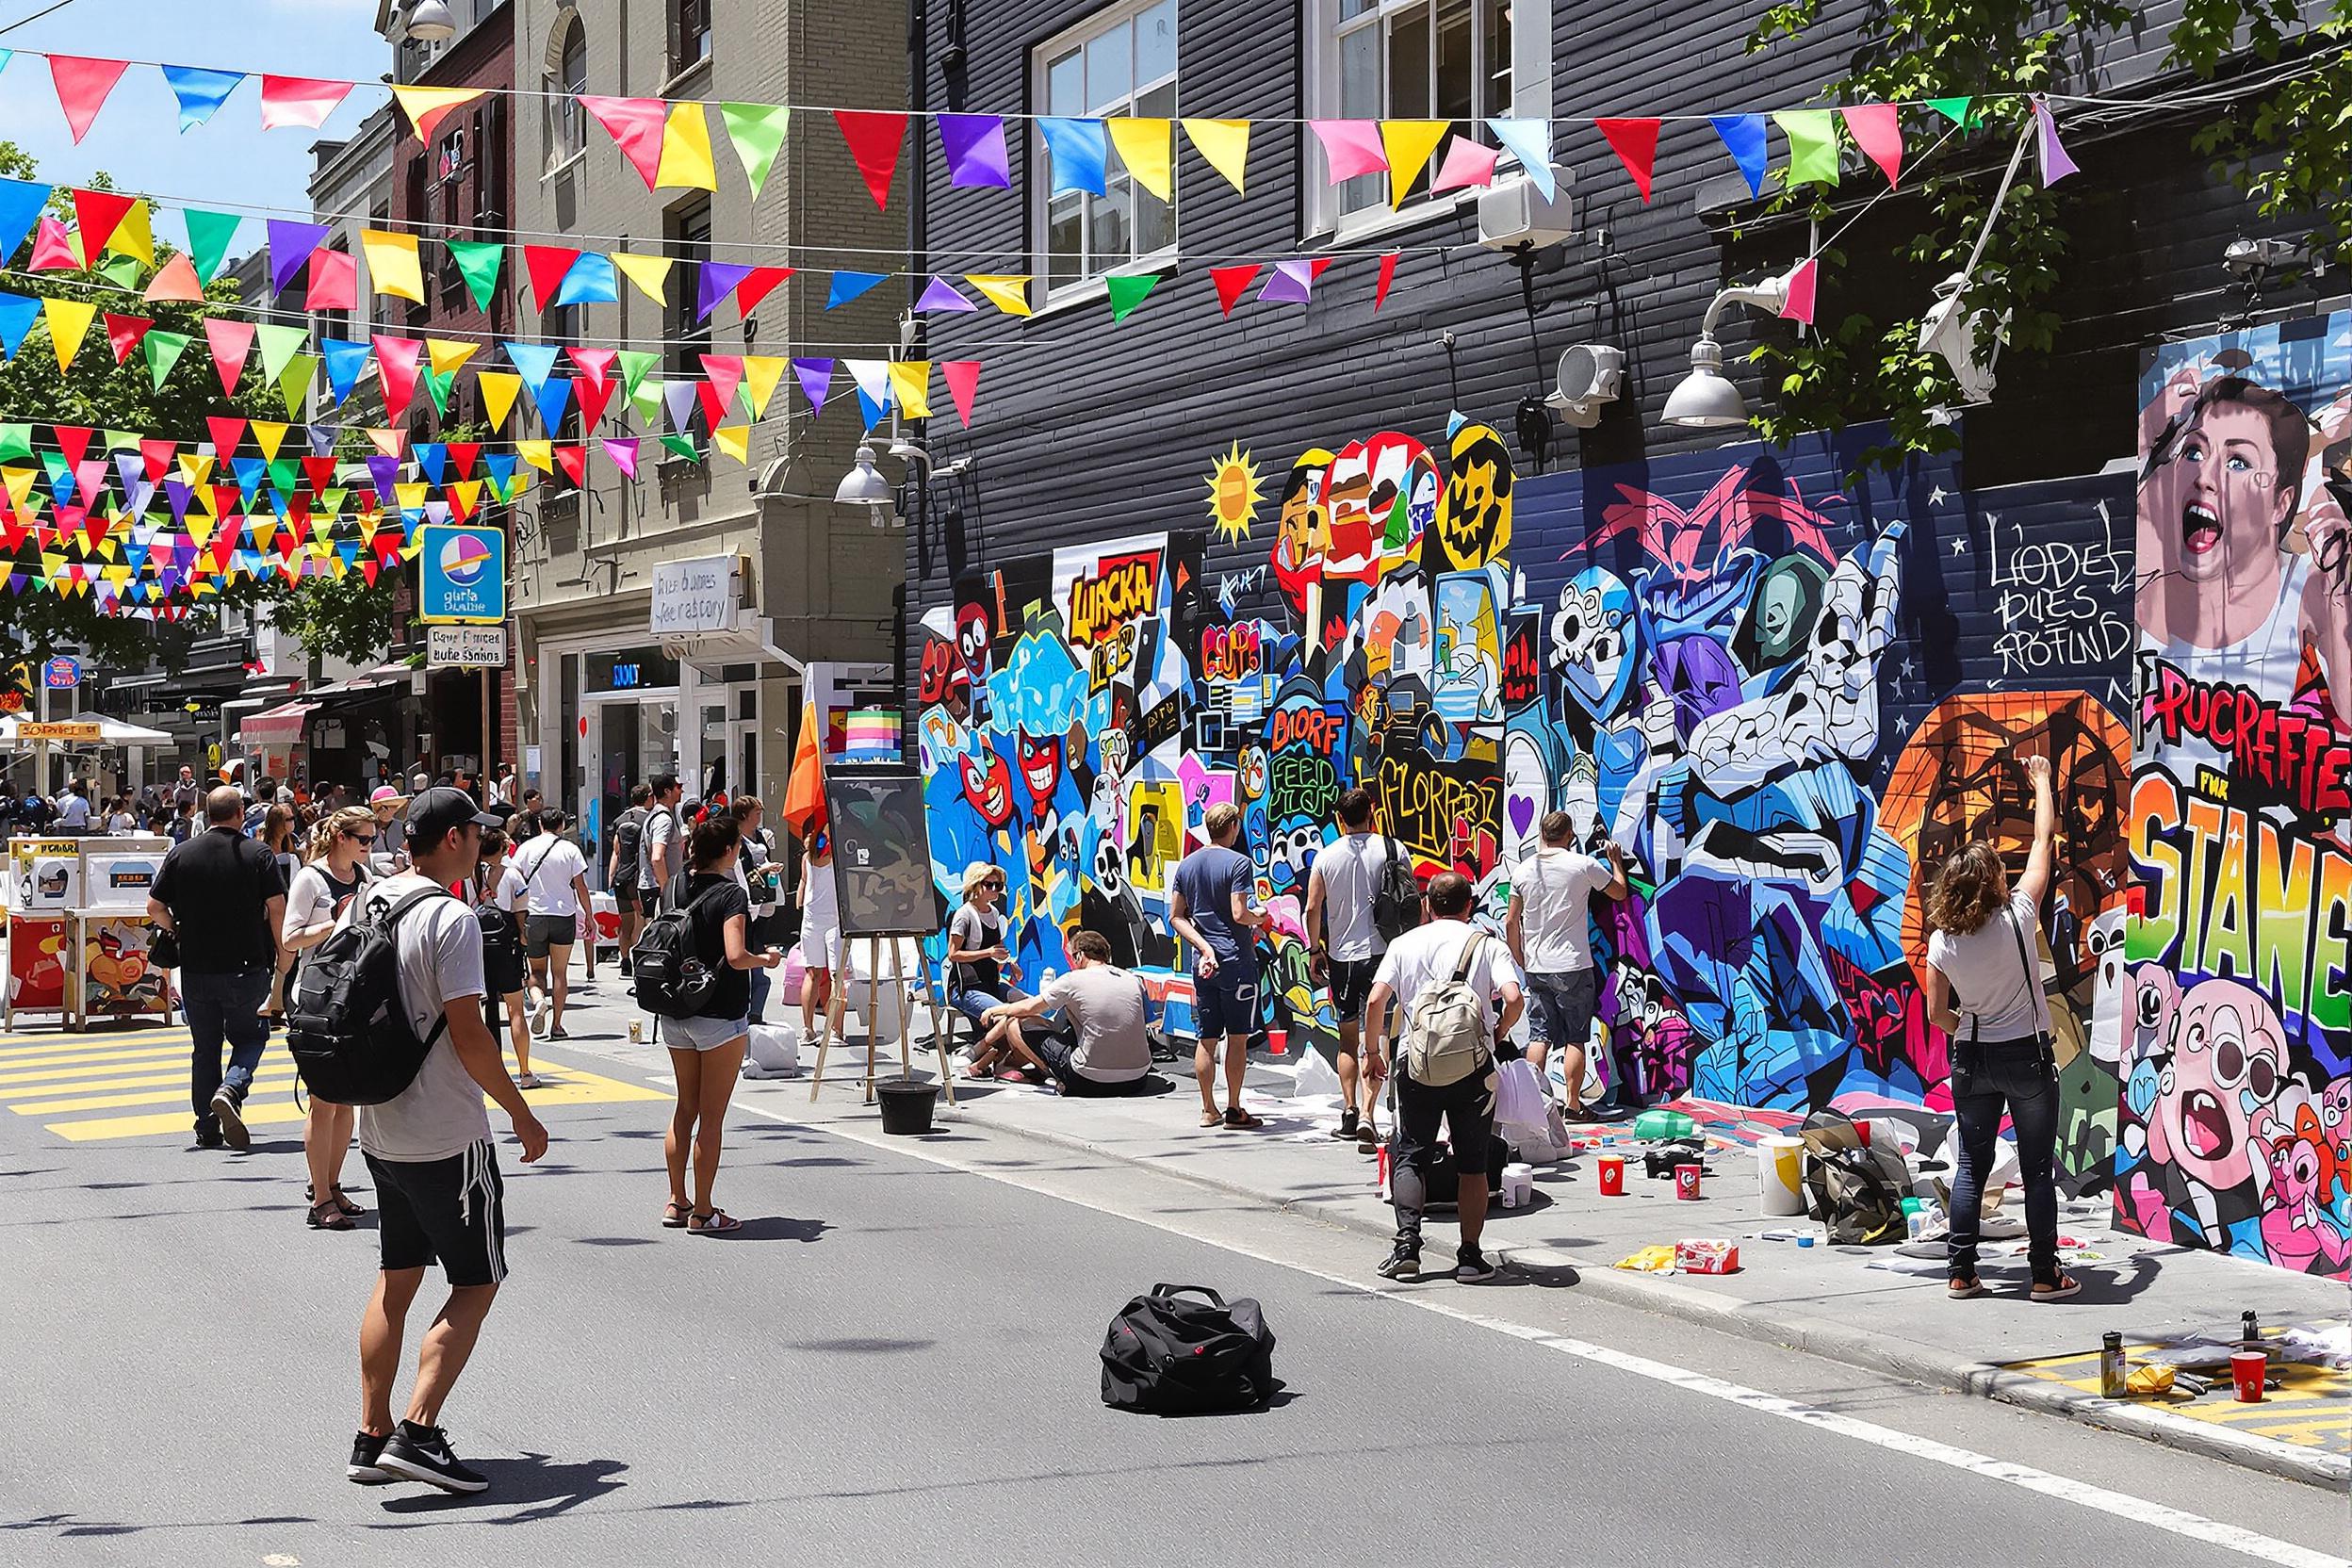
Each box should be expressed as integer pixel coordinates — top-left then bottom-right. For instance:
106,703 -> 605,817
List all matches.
405,786 -> 499,847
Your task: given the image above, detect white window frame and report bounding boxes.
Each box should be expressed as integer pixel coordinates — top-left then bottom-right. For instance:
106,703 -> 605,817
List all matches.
1303,0 -> 1551,242
1029,0 -> 1180,311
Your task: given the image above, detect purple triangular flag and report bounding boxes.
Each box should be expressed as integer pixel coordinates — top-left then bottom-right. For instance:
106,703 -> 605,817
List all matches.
938,113 -> 1011,188
792,356 -> 834,416
2034,98 -> 2077,185
164,477 -> 192,527
603,436 -> 639,479
306,422 -> 339,457
697,261 -> 754,324
265,219 -> 332,296
914,275 -> 975,313
1257,258 -> 1319,304
662,380 -> 699,432
367,452 -> 400,498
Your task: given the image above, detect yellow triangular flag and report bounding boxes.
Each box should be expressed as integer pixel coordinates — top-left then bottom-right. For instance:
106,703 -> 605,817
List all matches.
248,518 -> 277,553
741,355 -> 788,417
427,337 -> 480,377
888,360 -> 932,419
966,274 -> 1034,318
390,85 -> 484,142
448,480 -> 482,514
516,440 -> 552,474
43,297 -> 96,372
1107,117 -> 1174,202
107,200 -> 155,267
505,470 -> 531,499
478,371 -> 523,431
362,229 -> 425,304
396,482 -> 431,513
2,466 -> 37,514
711,425 -> 750,466
612,253 -> 673,305
1182,119 -> 1250,194
1380,120 -> 1451,207
251,420 -> 289,462
309,534 -> 335,563
179,452 -> 215,488
656,103 -> 719,191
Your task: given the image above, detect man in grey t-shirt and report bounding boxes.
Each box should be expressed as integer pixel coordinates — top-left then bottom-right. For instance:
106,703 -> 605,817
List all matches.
1170,802 -> 1268,1130
981,930 -> 1152,1096
636,773 -> 683,914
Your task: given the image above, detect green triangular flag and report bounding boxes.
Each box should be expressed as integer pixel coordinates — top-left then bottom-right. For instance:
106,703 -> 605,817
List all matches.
184,210 -> 243,285
1774,110 -> 1840,186
0,424 -> 31,463
660,433 -> 699,463
97,253 -> 143,288
446,239 -> 504,313
141,328 -> 192,388
256,323 -> 310,386
1924,96 -> 1977,129
103,428 -> 138,451
269,457 -> 299,494
1103,270 -> 1164,322
425,366 -> 456,416
630,375 -> 665,426
616,349 -> 661,395
318,484 -> 347,516
277,353 -> 315,420
40,451 -> 68,487
718,103 -> 791,199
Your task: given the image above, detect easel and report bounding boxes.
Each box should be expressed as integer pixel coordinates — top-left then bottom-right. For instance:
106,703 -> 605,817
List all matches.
808,932 -> 959,1108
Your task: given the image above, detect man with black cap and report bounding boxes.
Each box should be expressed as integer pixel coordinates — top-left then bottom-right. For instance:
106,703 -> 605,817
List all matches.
347,787 -> 549,1496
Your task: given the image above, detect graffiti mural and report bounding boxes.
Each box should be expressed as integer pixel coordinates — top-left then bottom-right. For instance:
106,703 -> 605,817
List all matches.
2125,310 -> 2352,1278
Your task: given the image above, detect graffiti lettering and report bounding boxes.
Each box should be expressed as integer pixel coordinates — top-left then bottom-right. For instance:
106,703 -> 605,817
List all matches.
1267,705 -> 1342,757
1268,751 -> 1340,823
1200,622 -> 1264,682
1067,552 -> 1160,647
2141,661 -> 2352,820
1375,754 -> 1497,865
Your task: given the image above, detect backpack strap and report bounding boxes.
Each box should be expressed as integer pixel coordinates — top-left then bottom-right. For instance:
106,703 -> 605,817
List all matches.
371,886 -> 453,1050
1451,929 -> 1487,984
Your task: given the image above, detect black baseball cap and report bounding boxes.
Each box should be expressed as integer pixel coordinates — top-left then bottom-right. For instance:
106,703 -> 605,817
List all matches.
405,786 -> 500,846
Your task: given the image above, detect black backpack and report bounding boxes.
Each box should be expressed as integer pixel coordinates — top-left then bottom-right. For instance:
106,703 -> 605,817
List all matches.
285,888 -> 453,1106
630,875 -> 720,1019
1371,834 -> 1423,942
1101,1283 -> 1279,1413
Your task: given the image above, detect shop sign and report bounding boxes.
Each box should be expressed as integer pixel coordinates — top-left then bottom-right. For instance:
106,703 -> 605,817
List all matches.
16,721 -> 102,742
649,554 -> 741,638
427,626 -> 509,669
418,524 -> 506,625
41,657 -> 79,689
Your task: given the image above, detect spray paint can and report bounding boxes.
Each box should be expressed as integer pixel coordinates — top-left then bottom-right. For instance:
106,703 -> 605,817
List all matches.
2242,1309 -> 2261,1347
2099,1331 -> 2127,1398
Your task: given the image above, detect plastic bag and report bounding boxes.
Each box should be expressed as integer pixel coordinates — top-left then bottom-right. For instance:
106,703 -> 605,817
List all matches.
743,1021 -> 800,1078
1291,1047 -> 1342,1100
1494,1057 -> 1548,1131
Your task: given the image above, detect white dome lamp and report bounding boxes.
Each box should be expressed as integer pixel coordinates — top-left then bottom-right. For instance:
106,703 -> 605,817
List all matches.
1660,267 -> 1802,430
835,442 -> 896,522
403,0 -> 459,41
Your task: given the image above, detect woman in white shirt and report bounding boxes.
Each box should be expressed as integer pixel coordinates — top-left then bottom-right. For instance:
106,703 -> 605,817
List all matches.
798,827 -> 841,1042
515,809 -> 594,1040
281,807 -> 376,1233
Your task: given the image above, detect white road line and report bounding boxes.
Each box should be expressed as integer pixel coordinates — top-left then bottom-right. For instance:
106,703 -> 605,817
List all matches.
732,1096 -> 2346,1568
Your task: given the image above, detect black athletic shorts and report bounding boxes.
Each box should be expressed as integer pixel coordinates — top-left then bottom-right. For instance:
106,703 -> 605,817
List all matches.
1327,957 -> 1380,1025
525,912 -> 576,957
366,1140 -> 509,1286
636,886 -> 661,917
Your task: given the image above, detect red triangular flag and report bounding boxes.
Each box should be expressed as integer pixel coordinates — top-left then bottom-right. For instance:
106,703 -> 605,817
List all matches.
358,556 -> 380,585
1840,104 -> 1903,188
302,455 -> 336,493
576,376 -> 619,432
72,188 -> 137,258
1305,258 -> 1334,282
833,110 -> 909,208
54,425 -> 93,468
737,265 -> 792,315
205,416 -> 247,456
372,335 -> 424,421
523,245 -> 583,307
565,347 -> 617,394
1778,257 -> 1820,326
1209,264 -> 1260,318
447,486 -> 476,522
204,318 -> 256,397
139,438 -> 176,482
554,444 -> 589,488
104,313 -> 152,364
446,442 -> 481,480
577,96 -> 669,188
1374,251 -> 1399,310
696,381 -> 735,428
285,494 -> 313,547
942,359 -> 981,428
1595,118 -> 1661,203
48,57 -> 130,145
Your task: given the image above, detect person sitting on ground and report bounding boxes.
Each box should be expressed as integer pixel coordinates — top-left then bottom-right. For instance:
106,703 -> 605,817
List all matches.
948,863 -> 1033,1079
979,929 -> 1155,1097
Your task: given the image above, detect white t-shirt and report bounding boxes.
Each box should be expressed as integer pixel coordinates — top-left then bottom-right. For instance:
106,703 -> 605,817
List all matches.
1511,847 -> 1614,973
283,861 -> 366,940
53,794 -> 90,826
516,836 -> 586,917
1926,890 -> 2050,1043
490,862 -> 526,913
1373,918 -> 1525,1034
351,873 -> 492,1163
1310,832 -> 1398,963
637,805 -> 680,889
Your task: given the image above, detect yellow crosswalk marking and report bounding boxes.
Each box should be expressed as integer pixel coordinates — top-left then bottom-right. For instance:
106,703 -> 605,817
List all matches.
0,1044 -> 196,1073
0,1034 -> 201,1061
11,1069 -> 301,1115
0,1057 -> 221,1088
50,1101 -> 310,1142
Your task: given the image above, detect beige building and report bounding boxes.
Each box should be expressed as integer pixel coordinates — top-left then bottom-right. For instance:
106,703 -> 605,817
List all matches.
511,0 -> 905,845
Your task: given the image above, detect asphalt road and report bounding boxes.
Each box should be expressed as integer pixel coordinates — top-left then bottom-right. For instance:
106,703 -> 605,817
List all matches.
0,1012 -> 2341,1566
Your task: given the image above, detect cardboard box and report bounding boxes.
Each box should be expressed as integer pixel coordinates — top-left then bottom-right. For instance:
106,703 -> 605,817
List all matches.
1674,1239 -> 1740,1274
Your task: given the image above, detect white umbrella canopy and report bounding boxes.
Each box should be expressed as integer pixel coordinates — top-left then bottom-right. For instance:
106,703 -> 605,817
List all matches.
0,713 -> 174,746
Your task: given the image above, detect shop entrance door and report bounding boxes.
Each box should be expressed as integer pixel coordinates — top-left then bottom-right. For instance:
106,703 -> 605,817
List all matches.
582,695 -> 678,881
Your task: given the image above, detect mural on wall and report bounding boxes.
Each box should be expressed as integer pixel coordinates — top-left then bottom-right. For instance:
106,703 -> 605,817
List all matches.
2126,310 -> 2352,1278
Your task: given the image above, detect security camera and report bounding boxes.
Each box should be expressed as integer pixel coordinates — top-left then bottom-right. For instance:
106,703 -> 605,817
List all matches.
2223,237 -> 2305,281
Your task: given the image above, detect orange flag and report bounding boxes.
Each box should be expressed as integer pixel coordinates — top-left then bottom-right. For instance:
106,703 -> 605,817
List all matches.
781,690 -> 828,842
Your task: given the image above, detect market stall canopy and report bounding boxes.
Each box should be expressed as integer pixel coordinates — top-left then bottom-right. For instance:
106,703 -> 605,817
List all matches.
237,699 -> 319,747
0,712 -> 174,747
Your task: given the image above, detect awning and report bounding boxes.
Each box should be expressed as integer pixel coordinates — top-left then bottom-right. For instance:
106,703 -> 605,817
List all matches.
310,662 -> 416,697
239,699 -> 319,746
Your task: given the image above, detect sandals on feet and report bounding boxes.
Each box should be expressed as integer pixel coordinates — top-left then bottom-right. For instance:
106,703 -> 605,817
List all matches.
307,1199 -> 355,1232
1200,1110 -> 1225,1128
1947,1276 -> 1984,1299
662,1200 -> 691,1229
1223,1106 -> 1265,1130
2031,1273 -> 2082,1302
689,1209 -> 743,1235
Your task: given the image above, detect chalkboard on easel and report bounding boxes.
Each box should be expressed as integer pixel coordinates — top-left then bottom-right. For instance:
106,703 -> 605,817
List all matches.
825,769 -> 938,938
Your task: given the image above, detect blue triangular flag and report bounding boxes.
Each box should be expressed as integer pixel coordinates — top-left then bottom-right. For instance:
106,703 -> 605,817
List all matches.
662,380 -> 699,432
532,374 -> 574,431
161,65 -> 243,132
0,179 -> 50,267
0,291 -> 38,357
1037,117 -> 1108,196
264,220 -> 332,296
553,251 -> 619,306
855,385 -> 889,430
825,270 -> 888,310
483,452 -> 516,495
1709,115 -> 1768,199
416,443 -> 448,487
1485,119 -> 1554,199
320,339 -> 372,404
231,457 -> 267,507
505,341 -> 562,394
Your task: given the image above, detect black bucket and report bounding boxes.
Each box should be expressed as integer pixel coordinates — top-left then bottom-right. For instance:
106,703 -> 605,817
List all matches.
876,1080 -> 939,1135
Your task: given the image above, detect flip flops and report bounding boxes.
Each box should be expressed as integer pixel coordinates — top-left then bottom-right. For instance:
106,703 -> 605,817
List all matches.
2031,1273 -> 2082,1302
662,1201 -> 691,1229
689,1209 -> 743,1235
1222,1106 -> 1265,1130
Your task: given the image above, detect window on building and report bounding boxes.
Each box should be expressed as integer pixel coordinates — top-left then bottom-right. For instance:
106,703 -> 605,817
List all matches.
673,0 -> 711,74
1309,0 -> 1544,234
1033,0 -> 1176,301
664,196 -> 713,433
547,15 -> 587,170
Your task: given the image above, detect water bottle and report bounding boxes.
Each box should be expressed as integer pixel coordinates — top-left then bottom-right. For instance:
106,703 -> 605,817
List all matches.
2099,1331 -> 2127,1398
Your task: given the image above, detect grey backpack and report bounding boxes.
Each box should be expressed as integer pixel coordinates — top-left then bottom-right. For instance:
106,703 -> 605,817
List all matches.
1400,932 -> 1494,1087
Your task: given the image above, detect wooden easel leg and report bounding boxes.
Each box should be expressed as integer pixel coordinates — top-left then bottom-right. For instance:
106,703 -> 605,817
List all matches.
863,937 -> 880,1105
894,949 -> 914,1082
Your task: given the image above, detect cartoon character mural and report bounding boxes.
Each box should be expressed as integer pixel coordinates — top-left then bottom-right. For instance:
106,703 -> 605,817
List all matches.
2126,310 -> 2352,1277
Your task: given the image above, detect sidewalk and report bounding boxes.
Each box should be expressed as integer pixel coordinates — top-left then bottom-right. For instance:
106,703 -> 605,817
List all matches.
547,978 -> 2350,1489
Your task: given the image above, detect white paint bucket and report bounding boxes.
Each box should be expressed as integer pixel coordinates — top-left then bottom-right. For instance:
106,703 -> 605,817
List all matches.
1500,1162 -> 1535,1209
1759,1135 -> 1806,1216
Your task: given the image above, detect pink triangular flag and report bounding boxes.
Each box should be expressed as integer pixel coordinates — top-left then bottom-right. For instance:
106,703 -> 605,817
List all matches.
48,57 -> 129,144
259,75 -> 354,131
305,246 -> 357,310
1778,257 -> 1819,326
204,318 -> 256,397
2033,98 -> 2078,185
566,346 -> 618,395
942,360 -> 981,429
371,335 -> 424,421
28,216 -> 83,272
144,253 -> 204,303
1429,137 -> 1499,193
579,96 -> 669,188
603,436 -> 641,479
1840,104 -> 1903,188
1374,252 -> 1399,311
699,353 -> 745,412
1308,120 -> 1388,183
1595,118 -> 1661,203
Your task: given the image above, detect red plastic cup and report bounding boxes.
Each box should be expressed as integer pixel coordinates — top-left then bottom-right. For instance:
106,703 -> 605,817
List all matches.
2230,1350 -> 2268,1402
1266,1027 -> 1288,1056
1597,1155 -> 1625,1196
1674,1163 -> 1703,1200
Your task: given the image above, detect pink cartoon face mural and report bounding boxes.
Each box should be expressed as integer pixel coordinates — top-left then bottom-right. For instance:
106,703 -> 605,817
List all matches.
2149,977 -> 2284,1193
2257,1108 -> 2352,1276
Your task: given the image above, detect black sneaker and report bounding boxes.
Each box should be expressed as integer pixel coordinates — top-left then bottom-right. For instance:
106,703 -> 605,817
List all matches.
347,1430 -> 395,1484
1330,1113 -> 1361,1141
1376,1243 -> 1421,1280
209,1086 -> 250,1152
1455,1245 -> 1499,1283
377,1422 -> 489,1494
619,958 -> 632,977
193,1127 -> 225,1150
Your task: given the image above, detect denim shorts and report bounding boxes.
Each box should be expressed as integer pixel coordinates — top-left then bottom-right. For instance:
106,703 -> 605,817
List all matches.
954,985 -> 1030,1027
663,1014 -> 749,1051
1194,958 -> 1260,1040
1525,968 -> 1600,1049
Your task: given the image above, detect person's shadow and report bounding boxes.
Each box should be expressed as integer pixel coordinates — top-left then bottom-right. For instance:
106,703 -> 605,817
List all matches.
375,1454 -> 627,1524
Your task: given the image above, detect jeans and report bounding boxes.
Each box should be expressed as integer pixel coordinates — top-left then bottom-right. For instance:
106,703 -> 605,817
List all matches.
1947,1036 -> 2062,1284
185,967 -> 271,1135
1388,1062 -> 1499,1248
748,965 -> 771,1024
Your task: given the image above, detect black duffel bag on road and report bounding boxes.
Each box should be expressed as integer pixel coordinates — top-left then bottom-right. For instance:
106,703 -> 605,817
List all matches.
1100,1283 -> 1279,1413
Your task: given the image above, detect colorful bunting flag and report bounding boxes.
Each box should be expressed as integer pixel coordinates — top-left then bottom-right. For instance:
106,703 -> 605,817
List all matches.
941,359 -> 981,428
48,57 -> 129,144
255,323 -> 309,385
1103,270 -> 1163,321
72,188 -> 136,260
656,103 -> 719,190
1596,118 -> 1661,202
266,219 -> 331,295
826,270 -> 887,310
1107,117 -> 1174,201
1380,121 -> 1450,206
710,426 -> 750,466
1038,117 -> 1109,197
1841,104 -> 1903,187
373,335 -> 424,420
204,318 -> 255,395
2034,98 -> 2078,184
1182,119 -> 1251,194
524,245 -> 585,307
144,253 -> 204,304
0,179 -> 48,265
1209,264 -> 1260,317
1775,109 -> 1840,186
1257,257 -> 1331,305
717,103 -> 790,198
1309,119 -> 1388,183
1926,96 -> 1977,129
697,261 -> 752,322
580,95 -> 671,188
1375,251 -> 1399,311
939,112 -> 1010,188
1429,137 -> 1499,194
140,328 -> 191,388
478,370 -> 523,431
391,84 -> 483,144
305,246 -> 356,310
161,64 -> 243,131
1779,256 -> 1819,325
41,297 -> 95,372
553,250 -> 620,306
834,109 -> 909,208
446,238 -> 504,311
104,313 -> 151,365
1710,114 -> 1769,199
1485,118 -> 1555,198
792,357 -> 834,417
914,275 -> 974,313
259,75 -> 352,130
183,209 -> 242,284
363,229 -> 424,302
965,274 -> 1032,317
887,360 -> 931,419
612,251 -> 672,304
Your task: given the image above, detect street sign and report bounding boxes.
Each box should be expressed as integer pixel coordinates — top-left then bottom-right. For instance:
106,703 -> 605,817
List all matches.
426,626 -> 508,669
41,657 -> 79,690
18,722 -> 102,742
417,523 -> 506,625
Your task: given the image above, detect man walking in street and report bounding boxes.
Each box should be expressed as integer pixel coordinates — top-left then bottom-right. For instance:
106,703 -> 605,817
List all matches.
1364,871 -> 1524,1283
517,808 -> 594,1041
1504,812 -> 1627,1119
1303,788 -> 1403,1150
171,764 -> 203,814
349,787 -> 548,1494
1170,802 -> 1269,1130
53,778 -> 91,833
148,786 -> 286,1150
636,774 -> 683,917
607,782 -> 652,976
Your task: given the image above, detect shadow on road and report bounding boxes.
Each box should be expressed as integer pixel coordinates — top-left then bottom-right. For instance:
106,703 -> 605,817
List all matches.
373,1453 -> 629,1523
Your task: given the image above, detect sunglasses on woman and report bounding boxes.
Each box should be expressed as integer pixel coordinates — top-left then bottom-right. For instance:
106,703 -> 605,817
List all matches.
347,830 -> 377,845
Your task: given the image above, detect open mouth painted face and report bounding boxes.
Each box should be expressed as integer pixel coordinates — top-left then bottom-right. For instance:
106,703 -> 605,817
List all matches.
2180,498 -> 2223,561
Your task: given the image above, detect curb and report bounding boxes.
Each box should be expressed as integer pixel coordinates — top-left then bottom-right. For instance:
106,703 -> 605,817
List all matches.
930,1102 -> 2348,1493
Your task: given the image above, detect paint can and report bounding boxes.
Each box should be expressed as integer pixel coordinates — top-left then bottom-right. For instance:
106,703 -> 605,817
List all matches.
1674,1162 -> 1703,1200
1500,1163 -> 1535,1208
1758,1135 -> 1805,1216
2230,1350 -> 2268,1403
1597,1154 -> 1625,1196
